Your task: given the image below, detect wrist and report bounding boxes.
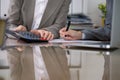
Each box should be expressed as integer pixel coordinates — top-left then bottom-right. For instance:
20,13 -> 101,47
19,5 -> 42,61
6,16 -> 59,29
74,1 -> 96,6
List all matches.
77,31 -> 82,39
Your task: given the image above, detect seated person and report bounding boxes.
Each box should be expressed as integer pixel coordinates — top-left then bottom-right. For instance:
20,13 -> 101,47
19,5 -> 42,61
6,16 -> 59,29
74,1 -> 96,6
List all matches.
7,0 -> 71,40
60,0 -> 113,41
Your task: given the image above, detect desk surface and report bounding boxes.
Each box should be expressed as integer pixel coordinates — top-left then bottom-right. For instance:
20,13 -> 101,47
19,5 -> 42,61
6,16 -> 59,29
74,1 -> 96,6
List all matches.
0,38 -> 120,80
3,38 -> 112,50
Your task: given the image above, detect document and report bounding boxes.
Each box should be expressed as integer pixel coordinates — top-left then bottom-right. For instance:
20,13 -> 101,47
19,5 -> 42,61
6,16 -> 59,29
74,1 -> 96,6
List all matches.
49,39 -> 110,49
49,39 -> 103,44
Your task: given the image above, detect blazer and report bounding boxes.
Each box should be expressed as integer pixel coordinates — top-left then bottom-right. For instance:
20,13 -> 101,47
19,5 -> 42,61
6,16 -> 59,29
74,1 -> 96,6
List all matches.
7,47 -> 70,80
7,0 -> 71,38
82,0 -> 113,41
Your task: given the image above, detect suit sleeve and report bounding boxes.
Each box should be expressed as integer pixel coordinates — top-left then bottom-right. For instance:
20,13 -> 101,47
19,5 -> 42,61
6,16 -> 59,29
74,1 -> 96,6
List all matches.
81,0 -> 112,41
7,0 -> 23,29
42,0 -> 71,39
81,26 -> 111,41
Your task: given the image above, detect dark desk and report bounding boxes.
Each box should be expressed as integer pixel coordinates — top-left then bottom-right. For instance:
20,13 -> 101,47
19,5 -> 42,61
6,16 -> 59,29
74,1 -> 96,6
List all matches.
0,38 -> 120,80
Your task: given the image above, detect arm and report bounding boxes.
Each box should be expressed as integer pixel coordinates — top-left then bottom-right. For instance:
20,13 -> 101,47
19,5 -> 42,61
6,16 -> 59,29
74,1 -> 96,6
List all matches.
42,0 -> 71,39
7,0 -> 23,29
81,26 -> 111,41
60,26 -> 111,41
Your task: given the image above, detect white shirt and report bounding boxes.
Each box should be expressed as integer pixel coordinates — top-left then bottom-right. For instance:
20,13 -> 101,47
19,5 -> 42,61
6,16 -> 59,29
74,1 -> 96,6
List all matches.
33,46 -> 49,80
32,0 -> 49,80
32,0 -> 48,29
82,33 -> 86,39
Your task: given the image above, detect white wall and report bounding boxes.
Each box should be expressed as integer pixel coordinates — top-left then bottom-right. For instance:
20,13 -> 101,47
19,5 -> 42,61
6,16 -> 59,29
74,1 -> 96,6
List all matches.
69,0 -> 88,14
87,0 -> 106,26
0,0 -> 10,19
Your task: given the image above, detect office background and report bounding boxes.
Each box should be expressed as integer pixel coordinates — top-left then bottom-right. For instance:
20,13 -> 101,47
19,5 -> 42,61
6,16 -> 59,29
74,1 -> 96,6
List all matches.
0,0 -> 105,26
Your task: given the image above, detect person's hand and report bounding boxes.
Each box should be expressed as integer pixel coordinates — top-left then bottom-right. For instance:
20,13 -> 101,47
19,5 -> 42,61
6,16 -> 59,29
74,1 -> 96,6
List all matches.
14,25 -> 27,31
30,30 -> 54,40
59,27 -> 82,40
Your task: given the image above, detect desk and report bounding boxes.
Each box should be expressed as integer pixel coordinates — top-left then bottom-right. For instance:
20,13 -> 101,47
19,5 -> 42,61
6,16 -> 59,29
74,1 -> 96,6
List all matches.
0,38 -> 120,80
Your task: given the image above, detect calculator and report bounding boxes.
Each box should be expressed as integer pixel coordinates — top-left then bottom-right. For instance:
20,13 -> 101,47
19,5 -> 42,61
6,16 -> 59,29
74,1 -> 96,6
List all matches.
6,29 -> 48,43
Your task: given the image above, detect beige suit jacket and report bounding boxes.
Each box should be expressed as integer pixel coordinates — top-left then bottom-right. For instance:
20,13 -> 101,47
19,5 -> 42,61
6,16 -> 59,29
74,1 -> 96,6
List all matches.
7,0 -> 71,38
7,47 -> 70,80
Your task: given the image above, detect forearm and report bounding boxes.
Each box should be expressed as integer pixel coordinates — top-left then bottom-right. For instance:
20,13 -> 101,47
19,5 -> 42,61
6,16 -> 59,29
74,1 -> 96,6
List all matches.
81,27 -> 111,41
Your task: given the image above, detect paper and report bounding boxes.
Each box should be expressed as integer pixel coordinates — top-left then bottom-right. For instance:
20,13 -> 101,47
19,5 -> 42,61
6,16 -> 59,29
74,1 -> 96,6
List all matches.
49,39 -> 110,49
49,39 -> 103,44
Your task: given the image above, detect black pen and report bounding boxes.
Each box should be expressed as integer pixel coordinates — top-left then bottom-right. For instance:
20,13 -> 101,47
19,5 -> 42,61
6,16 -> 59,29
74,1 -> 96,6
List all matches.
66,20 -> 71,31
65,21 -> 71,37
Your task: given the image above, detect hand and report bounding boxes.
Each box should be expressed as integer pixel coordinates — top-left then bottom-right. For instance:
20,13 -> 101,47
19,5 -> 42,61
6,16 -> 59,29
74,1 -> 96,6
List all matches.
30,30 -> 54,40
15,46 -> 25,52
14,25 -> 27,31
59,27 -> 82,40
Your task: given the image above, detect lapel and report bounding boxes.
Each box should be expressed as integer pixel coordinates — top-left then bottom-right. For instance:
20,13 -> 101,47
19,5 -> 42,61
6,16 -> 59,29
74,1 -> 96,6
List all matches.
25,0 -> 36,30
39,0 -> 64,27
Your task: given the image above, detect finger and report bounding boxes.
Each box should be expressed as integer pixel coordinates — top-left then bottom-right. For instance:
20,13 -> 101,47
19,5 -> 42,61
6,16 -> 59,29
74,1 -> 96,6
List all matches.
64,36 -> 73,40
14,27 -> 22,31
38,30 -> 45,37
50,34 -> 54,40
31,30 -> 37,34
46,32 -> 52,40
43,31 -> 49,39
46,32 -> 54,40
59,27 -> 67,33
20,25 -> 26,31
15,25 -> 26,31
60,32 -> 63,36
63,32 -> 71,37
46,35 -> 52,40
21,27 -> 26,31
18,25 -> 25,31
60,33 -> 65,38
15,47 -> 24,52
30,30 -> 40,36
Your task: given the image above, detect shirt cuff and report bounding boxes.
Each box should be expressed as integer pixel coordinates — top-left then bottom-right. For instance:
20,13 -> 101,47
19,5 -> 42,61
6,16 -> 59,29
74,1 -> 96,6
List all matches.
81,33 -> 86,39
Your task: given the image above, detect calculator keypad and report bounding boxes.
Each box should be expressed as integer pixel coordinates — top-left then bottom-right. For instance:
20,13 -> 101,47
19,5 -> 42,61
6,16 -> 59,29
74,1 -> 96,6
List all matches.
17,31 -> 40,40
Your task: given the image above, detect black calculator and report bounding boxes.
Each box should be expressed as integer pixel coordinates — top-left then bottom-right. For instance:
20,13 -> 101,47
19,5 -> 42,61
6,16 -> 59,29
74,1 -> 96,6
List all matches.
6,29 -> 48,43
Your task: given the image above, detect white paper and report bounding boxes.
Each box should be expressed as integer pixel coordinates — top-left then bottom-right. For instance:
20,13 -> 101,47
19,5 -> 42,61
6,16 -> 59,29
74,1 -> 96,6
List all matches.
49,39 -> 102,44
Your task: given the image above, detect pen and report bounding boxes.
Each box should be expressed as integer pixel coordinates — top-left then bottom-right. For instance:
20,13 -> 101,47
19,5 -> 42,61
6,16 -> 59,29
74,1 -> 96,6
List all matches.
65,21 -> 71,37
66,20 -> 71,31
